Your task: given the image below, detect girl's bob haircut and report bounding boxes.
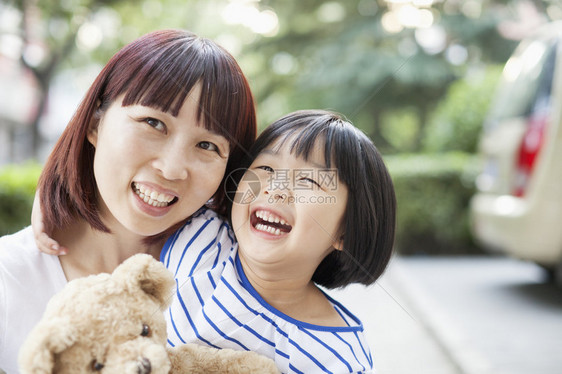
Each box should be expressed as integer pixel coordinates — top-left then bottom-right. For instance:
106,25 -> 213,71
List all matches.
39,29 -> 256,239
245,110 -> 396,288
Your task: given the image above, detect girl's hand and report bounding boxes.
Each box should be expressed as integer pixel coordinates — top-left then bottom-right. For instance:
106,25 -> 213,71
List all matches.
31,191 -> 68,255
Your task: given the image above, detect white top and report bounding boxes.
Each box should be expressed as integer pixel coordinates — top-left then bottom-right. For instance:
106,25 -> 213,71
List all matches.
162,208 -> 374,374
0,227 -> 67,374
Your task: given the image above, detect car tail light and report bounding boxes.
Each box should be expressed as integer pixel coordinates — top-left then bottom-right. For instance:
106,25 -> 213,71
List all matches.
512,114 -> 547,196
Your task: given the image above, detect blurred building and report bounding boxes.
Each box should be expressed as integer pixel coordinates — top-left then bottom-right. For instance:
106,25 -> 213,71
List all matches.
0,54 -> 41,165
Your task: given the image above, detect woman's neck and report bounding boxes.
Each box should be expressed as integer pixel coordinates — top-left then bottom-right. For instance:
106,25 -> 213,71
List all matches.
54,219 -> 163,281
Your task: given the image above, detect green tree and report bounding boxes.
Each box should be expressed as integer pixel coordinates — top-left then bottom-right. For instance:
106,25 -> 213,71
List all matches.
242,0 -> 552,152
423,65 -> 504,153
2,0 -> 559,159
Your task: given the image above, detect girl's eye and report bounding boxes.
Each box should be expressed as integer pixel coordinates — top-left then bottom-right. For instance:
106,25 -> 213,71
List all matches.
198,141 -> 219,153
301,177 -> 321,188
144,117 -> 166,132
256,165 -> 274,173
141,324 -> 151,337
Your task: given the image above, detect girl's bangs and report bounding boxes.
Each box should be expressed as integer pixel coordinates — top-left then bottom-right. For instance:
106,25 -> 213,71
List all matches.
272,118 -> 351,170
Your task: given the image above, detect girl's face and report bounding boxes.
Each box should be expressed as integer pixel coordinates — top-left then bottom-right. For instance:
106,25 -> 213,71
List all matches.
231,137 -> 348,281
88,84 -> 230,237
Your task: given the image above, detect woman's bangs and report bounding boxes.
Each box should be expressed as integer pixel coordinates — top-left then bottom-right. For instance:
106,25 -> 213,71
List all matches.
124,49 -> 246,145
122,47 -> 202,116
197,81 -> 232,138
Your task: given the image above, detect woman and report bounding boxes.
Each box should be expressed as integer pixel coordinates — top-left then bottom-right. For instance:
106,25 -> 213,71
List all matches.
0,29 -> 256,373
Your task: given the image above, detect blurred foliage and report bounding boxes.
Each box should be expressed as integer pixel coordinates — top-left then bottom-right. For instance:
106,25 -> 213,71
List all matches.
0,163 -> 41,236
386,152 -> 482,254
2,0 -> 560,252
3,0 -> 130,157
422,64 -> 504,153
3,0 -> 551,146
245,0 -> 523,145
380,107 -> 420,152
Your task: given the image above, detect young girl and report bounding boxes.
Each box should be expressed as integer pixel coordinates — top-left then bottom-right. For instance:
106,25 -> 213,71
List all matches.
0,29 -> 256,373
162,110 -> 396,373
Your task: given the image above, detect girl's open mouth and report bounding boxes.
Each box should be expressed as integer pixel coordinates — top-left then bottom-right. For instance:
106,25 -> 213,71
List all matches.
250,209 -> 292,236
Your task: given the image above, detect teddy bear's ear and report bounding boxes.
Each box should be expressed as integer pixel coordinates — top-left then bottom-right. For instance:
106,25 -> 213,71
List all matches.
19,317 -> 78,374
112,254 -> 175,307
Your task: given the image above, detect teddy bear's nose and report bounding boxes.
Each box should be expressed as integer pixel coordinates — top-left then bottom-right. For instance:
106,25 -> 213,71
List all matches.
137,357 -> 151,374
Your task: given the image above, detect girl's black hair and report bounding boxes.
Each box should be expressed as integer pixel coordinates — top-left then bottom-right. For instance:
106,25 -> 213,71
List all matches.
242,110 -> 396,288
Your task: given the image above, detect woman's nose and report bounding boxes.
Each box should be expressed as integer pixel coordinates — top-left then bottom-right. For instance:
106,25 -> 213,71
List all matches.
152,144 -> 190,181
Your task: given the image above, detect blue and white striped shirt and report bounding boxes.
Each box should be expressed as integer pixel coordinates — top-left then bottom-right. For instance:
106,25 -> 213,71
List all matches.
162,208 -> 374,373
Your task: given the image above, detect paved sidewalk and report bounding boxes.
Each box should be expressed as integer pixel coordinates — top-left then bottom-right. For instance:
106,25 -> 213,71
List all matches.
393,255 -> 562,374
328,256 -> 463,374
330,254 -> 562,374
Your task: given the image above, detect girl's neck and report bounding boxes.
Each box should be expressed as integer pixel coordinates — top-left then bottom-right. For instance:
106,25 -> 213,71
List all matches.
239,255 -> 347,327
54,219 -> 163,281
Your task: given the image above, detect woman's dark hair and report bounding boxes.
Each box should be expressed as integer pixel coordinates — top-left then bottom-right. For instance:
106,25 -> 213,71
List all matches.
38,29 -> 256,241
243,110 -> 396,288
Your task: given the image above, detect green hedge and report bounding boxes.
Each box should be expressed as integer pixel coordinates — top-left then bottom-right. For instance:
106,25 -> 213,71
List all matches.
385,152 -> 483,255
0,163 -> 42,236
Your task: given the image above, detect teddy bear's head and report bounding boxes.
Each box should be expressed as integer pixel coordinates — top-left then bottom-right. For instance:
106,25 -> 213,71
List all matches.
19,254 -> 176,374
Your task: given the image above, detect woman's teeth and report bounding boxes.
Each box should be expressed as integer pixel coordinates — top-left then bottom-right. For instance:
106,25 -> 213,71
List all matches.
133,183 -> 175,208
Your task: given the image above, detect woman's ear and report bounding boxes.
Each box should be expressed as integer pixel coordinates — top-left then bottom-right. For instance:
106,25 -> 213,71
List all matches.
87,100 -> 102,147
87,125 -> 98,147
333,234 -> 344,251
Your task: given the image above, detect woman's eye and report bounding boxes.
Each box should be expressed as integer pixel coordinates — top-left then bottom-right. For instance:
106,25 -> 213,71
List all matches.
141,324 -> 151,337
144,117 -> 165,132
198,141 -> 219,153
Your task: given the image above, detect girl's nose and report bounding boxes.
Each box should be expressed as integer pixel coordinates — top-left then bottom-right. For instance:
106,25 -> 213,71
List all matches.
263,172 -> 292,202
264,190 -> 285,202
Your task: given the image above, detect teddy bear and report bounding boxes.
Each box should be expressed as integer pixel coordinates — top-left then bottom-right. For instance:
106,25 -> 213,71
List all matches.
18,253 -> 279,374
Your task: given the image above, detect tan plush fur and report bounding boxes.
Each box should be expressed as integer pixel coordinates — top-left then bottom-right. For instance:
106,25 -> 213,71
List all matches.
18,254 -> 279,374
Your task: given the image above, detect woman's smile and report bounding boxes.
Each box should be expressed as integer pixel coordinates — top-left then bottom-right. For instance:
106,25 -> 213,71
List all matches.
132,182 -> 178,208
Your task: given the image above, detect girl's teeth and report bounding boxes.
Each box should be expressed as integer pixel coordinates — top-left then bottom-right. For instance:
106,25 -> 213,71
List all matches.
255,210 -> 286,225
255,224 -> 282,236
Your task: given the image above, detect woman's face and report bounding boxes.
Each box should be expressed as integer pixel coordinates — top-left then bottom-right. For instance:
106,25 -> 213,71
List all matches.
88,84 -> 230,237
